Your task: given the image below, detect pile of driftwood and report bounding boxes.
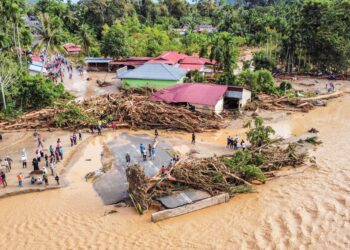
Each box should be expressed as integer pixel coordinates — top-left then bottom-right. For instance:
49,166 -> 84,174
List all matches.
126,141 -> 308,214
0,108 -> 57,130
0,89 -> 224,132
247,91 -> 343,112
81,91 -> 224,132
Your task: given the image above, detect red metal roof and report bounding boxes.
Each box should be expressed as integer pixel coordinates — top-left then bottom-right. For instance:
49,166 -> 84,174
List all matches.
150,83 -> 228,106
148,51 -> 188,65
179,64 -> 203,71
31,55 -> 41,62
64,43 -> 81,52
128,57 -> 152,61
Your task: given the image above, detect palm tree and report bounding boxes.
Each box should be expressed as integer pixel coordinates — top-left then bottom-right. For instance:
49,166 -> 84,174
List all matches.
78,24 -> 95,56
34,13 -> 63,54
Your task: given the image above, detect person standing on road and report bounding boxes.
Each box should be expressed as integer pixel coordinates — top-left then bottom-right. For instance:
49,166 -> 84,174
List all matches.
1,171 -> 7,187
192,132 -> 196,144
21,148 -> 27,168
125,153 -> 131,164
17,173 -> 23,188
78,130 -> 82,141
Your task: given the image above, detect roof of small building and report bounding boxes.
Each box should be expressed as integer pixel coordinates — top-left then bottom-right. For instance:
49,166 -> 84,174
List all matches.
119,63 -> 188,81
85,57 -> 113,64
64,43 -> 81,52
148,51 -> 188,65
179,64 -> 203,71
150,83 -> 228,106
29,64 -> 47,73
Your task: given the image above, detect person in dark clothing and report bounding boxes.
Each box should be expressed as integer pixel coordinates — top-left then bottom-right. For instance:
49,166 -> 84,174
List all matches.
44,154 -> 49,167
0,133 -> 2,142
148,144 -> 152,157
125,153 -> 131,164
32,158 -> 39,171
90,125 -> 94,134
70,136 -> 74,147
73,134 -> 77,145
78,130 -> 82,141
55,174 -> 60,185
1,171 -> 7,187
192,132 -> 196,144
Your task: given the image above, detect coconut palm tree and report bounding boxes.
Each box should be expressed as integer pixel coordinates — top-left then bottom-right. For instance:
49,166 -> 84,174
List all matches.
34,12 -> 63,54
78,24 -> 95,56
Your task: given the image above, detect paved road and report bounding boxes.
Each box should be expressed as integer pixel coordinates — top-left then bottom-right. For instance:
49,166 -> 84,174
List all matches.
94,133 -> 172,205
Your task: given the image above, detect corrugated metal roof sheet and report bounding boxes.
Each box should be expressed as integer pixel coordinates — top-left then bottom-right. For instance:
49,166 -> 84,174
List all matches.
150,83 -> 228,106
29,64 -> 47,73
119,63 -> 188,81
85,57 -> 112,64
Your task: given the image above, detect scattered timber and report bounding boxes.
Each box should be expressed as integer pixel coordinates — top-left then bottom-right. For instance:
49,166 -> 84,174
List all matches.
151,193 -> 229,222
246,91 -> 344,113
0,89 -> 224,132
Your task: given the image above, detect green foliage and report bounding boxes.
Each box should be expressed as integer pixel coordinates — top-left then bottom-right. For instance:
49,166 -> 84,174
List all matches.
253,51 -> 276,71
255,69 -> 276,94
12,74 -> 66,110
223,151 -> 266,181
210,33 -> 243,75
244,116 -> 275,147
230,185 -> 253,194
101,22 -> 129,58
237,69 -> 276,96
303,136 -> 323,145
55,101 -> 96,128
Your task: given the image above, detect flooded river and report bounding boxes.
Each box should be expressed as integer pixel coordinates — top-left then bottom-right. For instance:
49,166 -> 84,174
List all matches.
0,95 -> 349,249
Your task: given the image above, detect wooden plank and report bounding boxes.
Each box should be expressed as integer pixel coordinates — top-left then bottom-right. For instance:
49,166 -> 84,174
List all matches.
151,193 -> 229,222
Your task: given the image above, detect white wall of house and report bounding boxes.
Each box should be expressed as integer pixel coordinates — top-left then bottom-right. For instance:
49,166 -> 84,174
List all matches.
189,97 -> 224,115
241,89 -> 252,107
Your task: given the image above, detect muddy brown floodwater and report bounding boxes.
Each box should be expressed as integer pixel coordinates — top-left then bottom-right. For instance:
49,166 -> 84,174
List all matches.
0,95 -> 349,249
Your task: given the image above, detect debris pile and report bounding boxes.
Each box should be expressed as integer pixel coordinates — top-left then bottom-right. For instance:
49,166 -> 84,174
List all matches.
82,92 -> 224,132
0,108 -> 56,130
0,89 -> 224,132
126,141 -> 309,214
256,94 -> 314,112
246,91 -> 343,113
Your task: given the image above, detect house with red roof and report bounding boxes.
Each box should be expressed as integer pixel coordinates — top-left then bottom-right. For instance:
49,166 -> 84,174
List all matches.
150,83 -> 251,114
63,43 -> 82,55
109,51 -> 215,72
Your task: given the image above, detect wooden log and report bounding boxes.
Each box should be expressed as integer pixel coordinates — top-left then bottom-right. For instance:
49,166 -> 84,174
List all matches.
151,193 -> 229,222
300,91 -> 343,101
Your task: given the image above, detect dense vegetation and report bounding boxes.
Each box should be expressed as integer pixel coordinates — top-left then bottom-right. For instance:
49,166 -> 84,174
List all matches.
0,0 -> 349,114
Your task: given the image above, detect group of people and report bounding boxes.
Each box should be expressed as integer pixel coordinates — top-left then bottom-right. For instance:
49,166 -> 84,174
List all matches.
46,53 -> 74,83
227,135 -> 246,151
90,121 -> 103,135
139,142 -> 157,161
70,131 -> 82,147
0,131 -> 71,189
160,155 -> 180,177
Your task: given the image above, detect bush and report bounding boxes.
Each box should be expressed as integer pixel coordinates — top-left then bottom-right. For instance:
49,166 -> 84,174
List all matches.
236,69 -> 277,96
253,51 -> 276,71
2,74 -> 67,112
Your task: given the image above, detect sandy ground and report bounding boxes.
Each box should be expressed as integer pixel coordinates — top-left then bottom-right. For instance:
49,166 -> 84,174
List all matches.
62,68 -> 120,101
0,131 -> 91,196
0,92 -> 349,249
